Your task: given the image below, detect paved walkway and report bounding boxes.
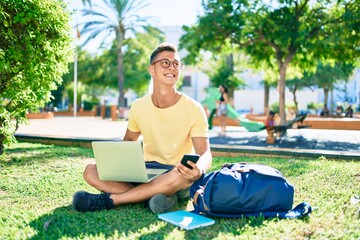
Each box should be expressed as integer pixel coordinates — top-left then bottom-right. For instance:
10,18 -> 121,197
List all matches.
15,117 -> 360,160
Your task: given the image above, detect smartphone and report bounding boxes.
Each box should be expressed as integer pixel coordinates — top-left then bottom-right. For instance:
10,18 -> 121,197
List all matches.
180,154 -> 200,169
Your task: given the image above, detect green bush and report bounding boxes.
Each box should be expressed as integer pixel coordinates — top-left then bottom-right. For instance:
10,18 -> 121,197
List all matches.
270,102 -> 279,113
307,102 -> 322,110
0,0 -> 73,154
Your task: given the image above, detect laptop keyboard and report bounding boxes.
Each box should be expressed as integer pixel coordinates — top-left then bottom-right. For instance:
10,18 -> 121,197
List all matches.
147,173 -> 158,179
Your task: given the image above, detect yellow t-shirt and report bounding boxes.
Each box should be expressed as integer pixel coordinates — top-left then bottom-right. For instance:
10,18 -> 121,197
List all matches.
127,94 -> 208,165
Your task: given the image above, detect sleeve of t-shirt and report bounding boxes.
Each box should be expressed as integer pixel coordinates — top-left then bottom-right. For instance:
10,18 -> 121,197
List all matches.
127,103 -> 140,132
190,105 -> 209,138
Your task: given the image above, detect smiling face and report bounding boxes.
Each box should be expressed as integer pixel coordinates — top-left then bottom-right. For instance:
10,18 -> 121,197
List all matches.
148,51 -> 181,87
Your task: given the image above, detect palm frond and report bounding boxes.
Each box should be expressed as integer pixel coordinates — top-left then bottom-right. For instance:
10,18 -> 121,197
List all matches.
82,18 -> 115,28
81,28 -> 104,46
81,0 -> 92,7
81,27 -> 115,47
81,6 -> 115,23
76,0 -> 154,107
125,0 -> 149,14
82,21 -> 115,34
79,0 -> 151,49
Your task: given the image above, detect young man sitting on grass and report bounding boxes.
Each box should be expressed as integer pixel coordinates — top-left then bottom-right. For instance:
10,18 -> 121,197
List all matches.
72,42 -> 212,213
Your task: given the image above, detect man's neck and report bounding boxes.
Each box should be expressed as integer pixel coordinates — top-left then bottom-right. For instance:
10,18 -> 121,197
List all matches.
151,87 -> 182,109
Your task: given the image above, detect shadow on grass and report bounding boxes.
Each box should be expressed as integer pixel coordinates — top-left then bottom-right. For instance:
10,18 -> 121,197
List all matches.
2,144 -> 93,167
28,204 -> 171,239
29,201 -> 310,239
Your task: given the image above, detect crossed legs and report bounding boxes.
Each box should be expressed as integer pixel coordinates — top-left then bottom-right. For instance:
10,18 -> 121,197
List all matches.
83,163 -> 192,206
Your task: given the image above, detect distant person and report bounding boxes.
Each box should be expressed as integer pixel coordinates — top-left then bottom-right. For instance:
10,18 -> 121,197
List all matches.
320,104 -> 330,117
336,105 -> 344,117
217,84 -> 228,135
274,113 -> 281,125
265,110 -> 276,144
72,42 -> 212,213
266,110 -> 276,127
345,105 -> 353,118
286,107 -> 296,121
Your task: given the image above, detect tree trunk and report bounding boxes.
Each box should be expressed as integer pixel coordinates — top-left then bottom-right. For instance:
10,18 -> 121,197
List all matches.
0,133 -> 4,156
228,88 -> 234,101
264,82 -> 270,115
292,87 -> 298,114
324,88 -> 329,109
276,50 -> 295,124
116,29 -> 125,108
226,53 -> 234,70
278,65 -> 287,124
330,89 -> 334,115
117,47 -> 125,107
226,53 -> 235,101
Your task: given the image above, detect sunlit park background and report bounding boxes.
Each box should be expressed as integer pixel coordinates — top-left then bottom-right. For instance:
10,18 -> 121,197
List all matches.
1,0 -> 360,239
1,0 -> 360,153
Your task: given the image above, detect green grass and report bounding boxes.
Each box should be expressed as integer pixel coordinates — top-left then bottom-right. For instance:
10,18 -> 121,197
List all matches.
0,143 -> 359,239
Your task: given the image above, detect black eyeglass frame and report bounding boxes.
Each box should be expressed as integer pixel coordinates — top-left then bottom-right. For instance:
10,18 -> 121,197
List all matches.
151,58 -> 184,70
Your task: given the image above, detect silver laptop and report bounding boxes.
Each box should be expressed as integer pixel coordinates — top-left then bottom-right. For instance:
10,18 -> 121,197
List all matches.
91,141 -> 168,182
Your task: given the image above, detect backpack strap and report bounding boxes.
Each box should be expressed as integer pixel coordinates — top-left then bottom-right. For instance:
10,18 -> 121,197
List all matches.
192,170 -> 221,213
192,186 -> 208,211
202,202 -> 312,219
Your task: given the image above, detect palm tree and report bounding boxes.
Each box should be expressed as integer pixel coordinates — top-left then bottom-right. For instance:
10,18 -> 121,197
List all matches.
79,0 -> 150,107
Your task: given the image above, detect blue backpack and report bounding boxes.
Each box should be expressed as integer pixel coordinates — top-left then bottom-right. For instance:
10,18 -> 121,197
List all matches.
190,163 -> 312,218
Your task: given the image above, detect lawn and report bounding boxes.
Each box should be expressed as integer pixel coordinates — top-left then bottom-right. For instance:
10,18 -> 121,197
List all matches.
0,142 -> 359,239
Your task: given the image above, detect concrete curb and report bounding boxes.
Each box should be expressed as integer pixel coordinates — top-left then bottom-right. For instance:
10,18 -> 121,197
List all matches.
15,134 -> 360,161
210,144 -> 360,160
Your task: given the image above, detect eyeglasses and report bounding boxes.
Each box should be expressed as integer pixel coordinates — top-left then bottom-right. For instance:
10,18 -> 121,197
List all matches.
151,59 -> 184,70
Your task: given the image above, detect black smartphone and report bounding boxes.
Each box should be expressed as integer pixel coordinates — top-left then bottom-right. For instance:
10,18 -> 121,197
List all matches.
180,154 -> 200,169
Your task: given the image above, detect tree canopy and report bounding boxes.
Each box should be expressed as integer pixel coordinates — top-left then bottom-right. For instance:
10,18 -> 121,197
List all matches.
310,61 -> 355,108
53,26 -> 165,110
79,0 -> 151,107
0,0 -> 73,155
180,0 -> 359,123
